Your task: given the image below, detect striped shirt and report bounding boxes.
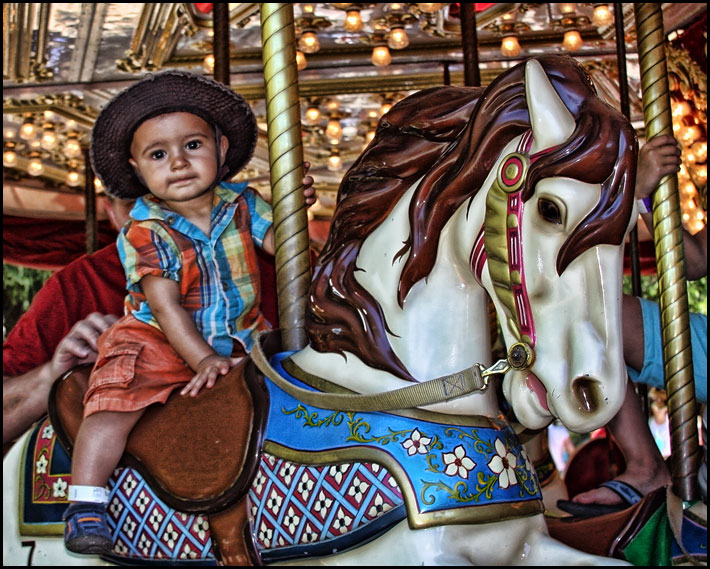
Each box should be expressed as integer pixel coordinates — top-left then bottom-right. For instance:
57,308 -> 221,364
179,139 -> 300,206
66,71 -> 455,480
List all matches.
117,181 -> 272,355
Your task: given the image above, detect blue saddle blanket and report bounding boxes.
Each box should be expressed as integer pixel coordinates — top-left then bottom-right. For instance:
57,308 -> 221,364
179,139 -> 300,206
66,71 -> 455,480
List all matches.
261,352 -> 544,528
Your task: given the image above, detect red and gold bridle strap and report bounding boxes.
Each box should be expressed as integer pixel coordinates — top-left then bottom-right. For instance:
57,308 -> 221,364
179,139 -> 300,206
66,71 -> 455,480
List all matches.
477,132 -> 557,371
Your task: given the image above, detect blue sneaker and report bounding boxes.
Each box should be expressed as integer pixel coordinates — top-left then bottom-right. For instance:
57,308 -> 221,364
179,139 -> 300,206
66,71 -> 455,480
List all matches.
63,502 -> 112,555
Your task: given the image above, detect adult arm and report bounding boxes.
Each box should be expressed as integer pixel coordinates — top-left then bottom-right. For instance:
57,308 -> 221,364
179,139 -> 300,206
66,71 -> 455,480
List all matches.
3,313 -> 117,448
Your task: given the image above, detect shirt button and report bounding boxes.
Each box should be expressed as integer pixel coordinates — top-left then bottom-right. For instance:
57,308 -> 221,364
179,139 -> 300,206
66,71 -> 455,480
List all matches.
222,281 -> 229,291
166,215 -> 176,224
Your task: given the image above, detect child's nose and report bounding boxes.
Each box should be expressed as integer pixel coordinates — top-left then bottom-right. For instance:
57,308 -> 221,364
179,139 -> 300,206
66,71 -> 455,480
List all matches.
171,154 -> 189,170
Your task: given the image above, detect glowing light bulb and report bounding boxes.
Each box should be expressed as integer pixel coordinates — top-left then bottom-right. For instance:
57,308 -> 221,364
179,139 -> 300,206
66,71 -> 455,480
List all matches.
327,150 -> 342,171
387,26 -> 409,50
64,136 -> 82,159
672,99 -> 691,119
203,53 -> 215,74
691,140 -> 707,162
3,149 -> 18,167
371,45 -> 391,67
682,181 -> 696,196
27,155 -> 45,176
500,35 -> 521,57
680,125 -> 702,145
304,105 -> 321,125
66,170 -> 81,187
592,4 -> 613,27
559,4 -> 577,15
298,31 -> 320,54
20,118 -> 38,141
344,9 -> 363,32
41,126 -> 58,151
326,118 -> 342,142
562,29 -> 583,51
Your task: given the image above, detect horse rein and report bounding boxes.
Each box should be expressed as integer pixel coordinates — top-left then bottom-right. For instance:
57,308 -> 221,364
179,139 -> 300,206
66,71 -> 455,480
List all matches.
251,332 -> 511,412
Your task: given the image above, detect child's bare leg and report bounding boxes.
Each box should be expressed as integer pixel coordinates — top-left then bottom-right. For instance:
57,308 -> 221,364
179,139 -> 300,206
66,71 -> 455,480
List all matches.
71,408 -> 146,486
64,408 -> 145,554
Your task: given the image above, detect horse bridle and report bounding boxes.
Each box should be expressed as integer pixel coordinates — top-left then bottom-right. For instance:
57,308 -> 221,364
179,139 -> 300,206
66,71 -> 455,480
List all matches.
481,130 -> 547,372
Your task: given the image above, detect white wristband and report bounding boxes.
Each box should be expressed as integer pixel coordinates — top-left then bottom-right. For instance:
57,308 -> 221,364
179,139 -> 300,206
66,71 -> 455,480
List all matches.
68,485 -> 110,504
637,197 -> 652,214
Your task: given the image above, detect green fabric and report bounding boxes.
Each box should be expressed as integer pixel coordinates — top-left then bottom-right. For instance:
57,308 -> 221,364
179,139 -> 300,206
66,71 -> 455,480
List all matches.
622,502 -> 672,566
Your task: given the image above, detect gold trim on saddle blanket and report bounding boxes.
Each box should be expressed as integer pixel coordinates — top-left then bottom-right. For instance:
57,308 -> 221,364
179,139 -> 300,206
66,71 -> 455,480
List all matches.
263,441 -> 543,530
18,418 -> 68,536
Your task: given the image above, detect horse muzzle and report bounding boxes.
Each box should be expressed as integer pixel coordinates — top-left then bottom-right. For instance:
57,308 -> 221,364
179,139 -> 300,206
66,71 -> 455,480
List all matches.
550,374 -> 623,434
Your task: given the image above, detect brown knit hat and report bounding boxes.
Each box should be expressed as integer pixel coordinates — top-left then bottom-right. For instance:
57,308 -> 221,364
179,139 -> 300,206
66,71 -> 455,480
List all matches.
90,71 -> 257,199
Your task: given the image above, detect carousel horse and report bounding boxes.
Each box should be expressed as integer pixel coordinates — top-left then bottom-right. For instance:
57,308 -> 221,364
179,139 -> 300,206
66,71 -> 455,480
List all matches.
4,55 -> 638,565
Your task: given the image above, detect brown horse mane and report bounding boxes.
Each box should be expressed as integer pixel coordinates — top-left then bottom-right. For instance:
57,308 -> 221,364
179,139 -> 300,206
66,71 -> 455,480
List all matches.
306,55 -> 637,382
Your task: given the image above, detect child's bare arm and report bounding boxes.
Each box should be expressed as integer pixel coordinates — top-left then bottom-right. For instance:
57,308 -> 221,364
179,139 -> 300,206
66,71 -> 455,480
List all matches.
636,135 -> 706,279
141,274 -> 242,396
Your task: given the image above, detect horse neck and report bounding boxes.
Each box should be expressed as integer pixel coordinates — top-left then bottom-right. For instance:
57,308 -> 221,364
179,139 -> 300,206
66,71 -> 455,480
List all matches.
292,182 -> 500,416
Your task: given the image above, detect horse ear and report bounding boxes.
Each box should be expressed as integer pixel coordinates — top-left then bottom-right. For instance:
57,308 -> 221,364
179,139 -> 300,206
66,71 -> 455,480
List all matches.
526,59 -> 575,154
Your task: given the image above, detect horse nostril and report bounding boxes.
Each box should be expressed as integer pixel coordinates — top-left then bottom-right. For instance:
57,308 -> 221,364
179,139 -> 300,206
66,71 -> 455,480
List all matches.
572,377 -> 600,414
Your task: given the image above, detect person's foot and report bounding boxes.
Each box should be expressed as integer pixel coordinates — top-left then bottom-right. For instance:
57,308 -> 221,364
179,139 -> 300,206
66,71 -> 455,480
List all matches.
63,502 -> 113,555
572,460 -> 671,507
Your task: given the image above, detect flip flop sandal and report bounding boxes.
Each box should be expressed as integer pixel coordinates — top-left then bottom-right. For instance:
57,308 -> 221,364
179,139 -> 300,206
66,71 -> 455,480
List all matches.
556,480 -> 643,519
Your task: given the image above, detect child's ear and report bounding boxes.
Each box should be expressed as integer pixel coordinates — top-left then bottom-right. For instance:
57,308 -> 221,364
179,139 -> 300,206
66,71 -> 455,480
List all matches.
220,134 -> 229,163
129,157 -> 148,186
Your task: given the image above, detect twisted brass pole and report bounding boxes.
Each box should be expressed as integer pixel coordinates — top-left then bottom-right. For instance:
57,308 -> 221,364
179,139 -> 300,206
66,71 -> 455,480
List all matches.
634,3 -> 699,501
260,4 -> 310,351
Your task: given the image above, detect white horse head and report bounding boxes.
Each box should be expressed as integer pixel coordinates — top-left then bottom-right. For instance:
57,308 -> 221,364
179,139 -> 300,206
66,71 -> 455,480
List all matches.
293,55 -> 638,434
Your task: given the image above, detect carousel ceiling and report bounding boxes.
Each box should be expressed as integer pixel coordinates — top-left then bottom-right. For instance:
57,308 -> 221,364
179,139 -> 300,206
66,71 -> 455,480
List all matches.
2,3 -> 707,230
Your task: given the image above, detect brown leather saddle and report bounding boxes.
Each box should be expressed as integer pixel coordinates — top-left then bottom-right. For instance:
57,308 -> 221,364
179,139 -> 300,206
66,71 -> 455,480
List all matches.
48,354 -> 269,515
546,487 -> 666,559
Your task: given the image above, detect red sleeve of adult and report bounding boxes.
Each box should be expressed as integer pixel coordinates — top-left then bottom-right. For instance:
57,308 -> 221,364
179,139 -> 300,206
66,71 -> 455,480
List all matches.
3,244 -> 127,377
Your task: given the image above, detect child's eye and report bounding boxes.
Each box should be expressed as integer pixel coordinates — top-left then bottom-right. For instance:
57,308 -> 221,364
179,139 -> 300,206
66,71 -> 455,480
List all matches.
150,150 -> 166,160
186,139 -> 202,150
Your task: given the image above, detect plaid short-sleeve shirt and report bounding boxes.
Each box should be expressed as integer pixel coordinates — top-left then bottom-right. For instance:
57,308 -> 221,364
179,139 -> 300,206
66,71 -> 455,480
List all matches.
117,181 -> 273,355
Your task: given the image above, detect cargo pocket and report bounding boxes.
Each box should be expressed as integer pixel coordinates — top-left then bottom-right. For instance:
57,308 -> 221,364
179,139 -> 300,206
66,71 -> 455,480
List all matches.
91,343 -> 144,389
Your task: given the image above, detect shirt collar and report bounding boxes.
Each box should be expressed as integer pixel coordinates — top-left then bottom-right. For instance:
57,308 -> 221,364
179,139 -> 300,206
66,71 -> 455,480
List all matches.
130,181 -> 249,222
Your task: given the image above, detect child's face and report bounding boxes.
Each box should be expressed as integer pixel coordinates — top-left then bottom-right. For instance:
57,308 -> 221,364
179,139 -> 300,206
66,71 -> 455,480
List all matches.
129,112 -> 228,204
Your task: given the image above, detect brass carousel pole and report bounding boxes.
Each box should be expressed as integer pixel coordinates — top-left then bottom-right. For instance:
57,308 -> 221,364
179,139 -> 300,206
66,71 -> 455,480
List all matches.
260,4 -> 310,351
634,3 -> 699,501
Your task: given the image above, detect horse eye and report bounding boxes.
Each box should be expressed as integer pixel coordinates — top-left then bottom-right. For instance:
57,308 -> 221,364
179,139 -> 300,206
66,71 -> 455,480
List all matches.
538,198 -> 562,224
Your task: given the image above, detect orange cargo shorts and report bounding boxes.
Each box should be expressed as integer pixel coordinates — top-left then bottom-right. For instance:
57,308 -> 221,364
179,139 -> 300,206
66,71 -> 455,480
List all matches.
83,315 -> 194,418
